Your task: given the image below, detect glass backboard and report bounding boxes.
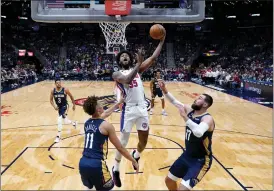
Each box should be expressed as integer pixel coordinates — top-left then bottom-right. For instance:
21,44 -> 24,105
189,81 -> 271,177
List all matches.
31,0 -> 205,23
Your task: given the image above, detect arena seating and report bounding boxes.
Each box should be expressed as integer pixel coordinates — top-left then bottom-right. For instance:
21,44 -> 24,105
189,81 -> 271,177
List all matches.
1,23 -> 272,94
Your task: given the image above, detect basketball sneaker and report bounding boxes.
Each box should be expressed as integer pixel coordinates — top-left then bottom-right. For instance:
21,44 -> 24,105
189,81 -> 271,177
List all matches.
112,167 -> 122,187
162,110 -> 168,116
132,150 -> 140,170
72,121 -> 78,129
55,136 -> 60,143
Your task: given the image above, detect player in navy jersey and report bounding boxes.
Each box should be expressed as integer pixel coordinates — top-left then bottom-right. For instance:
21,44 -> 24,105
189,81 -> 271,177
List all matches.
50,79 -> 77,143
158,79 -> 215,190
79,95 -> 138,190
150,70 -> 167,116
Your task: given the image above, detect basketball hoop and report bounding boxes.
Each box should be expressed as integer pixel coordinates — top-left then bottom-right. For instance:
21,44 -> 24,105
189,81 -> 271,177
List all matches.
99,21 -> 130,54
114,50 -> 119,56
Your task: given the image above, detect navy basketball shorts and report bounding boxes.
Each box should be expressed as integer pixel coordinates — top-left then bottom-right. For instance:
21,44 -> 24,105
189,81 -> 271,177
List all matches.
79,156 -> 114,190
58,105 -> 68,118
152,90 -> 163,99
168,152 -> 212,189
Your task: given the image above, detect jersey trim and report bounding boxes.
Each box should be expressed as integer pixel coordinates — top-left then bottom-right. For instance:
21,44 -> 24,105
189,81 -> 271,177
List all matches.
196,155 -> 210,181
116,82 -> 126,97
120,103 -> 126,131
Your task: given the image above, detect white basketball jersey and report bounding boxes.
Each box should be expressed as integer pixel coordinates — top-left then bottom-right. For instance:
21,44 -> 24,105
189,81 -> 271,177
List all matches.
116,69 -> 146,105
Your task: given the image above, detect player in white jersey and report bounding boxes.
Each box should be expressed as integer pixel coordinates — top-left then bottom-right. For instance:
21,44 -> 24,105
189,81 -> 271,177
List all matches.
111,33 -> 166,187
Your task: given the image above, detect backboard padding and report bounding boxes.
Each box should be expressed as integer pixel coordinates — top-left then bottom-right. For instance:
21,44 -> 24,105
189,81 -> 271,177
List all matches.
31,0 -> 205,23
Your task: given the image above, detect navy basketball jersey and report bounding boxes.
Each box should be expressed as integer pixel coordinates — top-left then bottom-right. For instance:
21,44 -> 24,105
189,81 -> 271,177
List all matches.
82,118 -> 108,160
185,110 -> 214,158
53,88 -> 67,107
152,78 -> 161,91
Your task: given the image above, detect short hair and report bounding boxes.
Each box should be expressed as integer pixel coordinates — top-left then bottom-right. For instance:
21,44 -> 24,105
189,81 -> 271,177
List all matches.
55,79 -> 61,83
202,94 -> 213,108
116,50 -> 134,68
83,95 -> 98,115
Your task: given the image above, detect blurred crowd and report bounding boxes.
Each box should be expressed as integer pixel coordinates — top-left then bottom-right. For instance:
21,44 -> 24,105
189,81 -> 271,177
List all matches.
193,28 -> 273,89
1,22 -> 272,93
1,65 -> 38,91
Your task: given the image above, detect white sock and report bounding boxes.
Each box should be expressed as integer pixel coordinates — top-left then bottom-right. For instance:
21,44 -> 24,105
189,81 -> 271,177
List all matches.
57,131 -> 61,137
114,160 -> 120,171
134,150 -> 140,158
64,117 -> 72,124
57,116 -> 63,132
162,109 -> 165,112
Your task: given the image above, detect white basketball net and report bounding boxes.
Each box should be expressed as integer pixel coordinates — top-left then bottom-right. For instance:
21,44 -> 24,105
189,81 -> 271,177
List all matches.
99,22 -> 130,54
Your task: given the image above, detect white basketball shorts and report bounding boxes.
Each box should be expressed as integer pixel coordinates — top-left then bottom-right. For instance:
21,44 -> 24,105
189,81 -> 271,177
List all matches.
120,103 -> 149,133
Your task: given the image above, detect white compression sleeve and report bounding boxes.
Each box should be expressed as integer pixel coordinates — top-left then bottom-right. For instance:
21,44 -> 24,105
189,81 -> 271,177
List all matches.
186,119 -> 210,138
164,92 -> 184,107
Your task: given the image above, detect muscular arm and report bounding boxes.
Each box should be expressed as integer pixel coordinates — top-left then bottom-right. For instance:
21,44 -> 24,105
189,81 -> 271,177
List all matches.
112,64 -> 141,84
183,115 -> 214,138
104,123 -> 136,163
164,91 -> 192,113
65,88 -> 75,108
50,90 -> 56,109
101,101 -> 123,119
139,39 -> 165,73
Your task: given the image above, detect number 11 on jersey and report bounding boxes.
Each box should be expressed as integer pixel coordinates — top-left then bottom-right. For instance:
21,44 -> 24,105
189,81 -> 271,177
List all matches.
85,133 -> 94,149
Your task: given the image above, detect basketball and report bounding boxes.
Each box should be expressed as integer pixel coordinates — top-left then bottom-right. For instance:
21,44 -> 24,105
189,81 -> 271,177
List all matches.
149,24 -> 165,40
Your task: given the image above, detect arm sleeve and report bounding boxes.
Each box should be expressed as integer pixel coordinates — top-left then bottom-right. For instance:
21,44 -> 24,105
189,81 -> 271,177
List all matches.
186,119 -> 209,138
164,92 -> 184,107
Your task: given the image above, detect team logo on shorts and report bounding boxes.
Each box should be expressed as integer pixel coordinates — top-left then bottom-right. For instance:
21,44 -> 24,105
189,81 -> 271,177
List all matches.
142,123 -> 148,129
75,95 -> 151,112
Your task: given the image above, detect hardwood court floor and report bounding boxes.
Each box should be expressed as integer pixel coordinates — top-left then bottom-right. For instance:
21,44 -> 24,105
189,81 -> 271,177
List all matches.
1,81 -> 272,190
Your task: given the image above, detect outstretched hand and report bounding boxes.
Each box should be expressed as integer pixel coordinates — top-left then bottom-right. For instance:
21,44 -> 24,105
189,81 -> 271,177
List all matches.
132,159 -> 139,173
157,79 -> 167,93
160,27 -> 166,41
135,48 -> 144,66
177,104 -> 188,120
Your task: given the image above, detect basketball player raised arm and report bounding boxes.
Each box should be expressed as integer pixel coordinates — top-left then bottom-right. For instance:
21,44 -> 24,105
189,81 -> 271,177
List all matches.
139,33 -> 166,73
101,121 -> 139,172
65,88 -> 76,111
158,79 -> 213,138
158,79 -> 191,111
177,106 -> 214,137
100,97 -> 125,119
112,49 -> 144,84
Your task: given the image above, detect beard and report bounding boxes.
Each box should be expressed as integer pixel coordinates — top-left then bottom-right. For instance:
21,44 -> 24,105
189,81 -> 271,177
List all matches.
191,103 -> 202,111
122,64 -> 130,70
120,60 -> 131,70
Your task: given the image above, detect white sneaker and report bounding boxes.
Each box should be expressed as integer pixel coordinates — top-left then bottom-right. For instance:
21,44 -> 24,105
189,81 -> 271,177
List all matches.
162,111 -> 168,116
150,110 -> 153,115
55,136 -> 60,143
72,121 -> 78,129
